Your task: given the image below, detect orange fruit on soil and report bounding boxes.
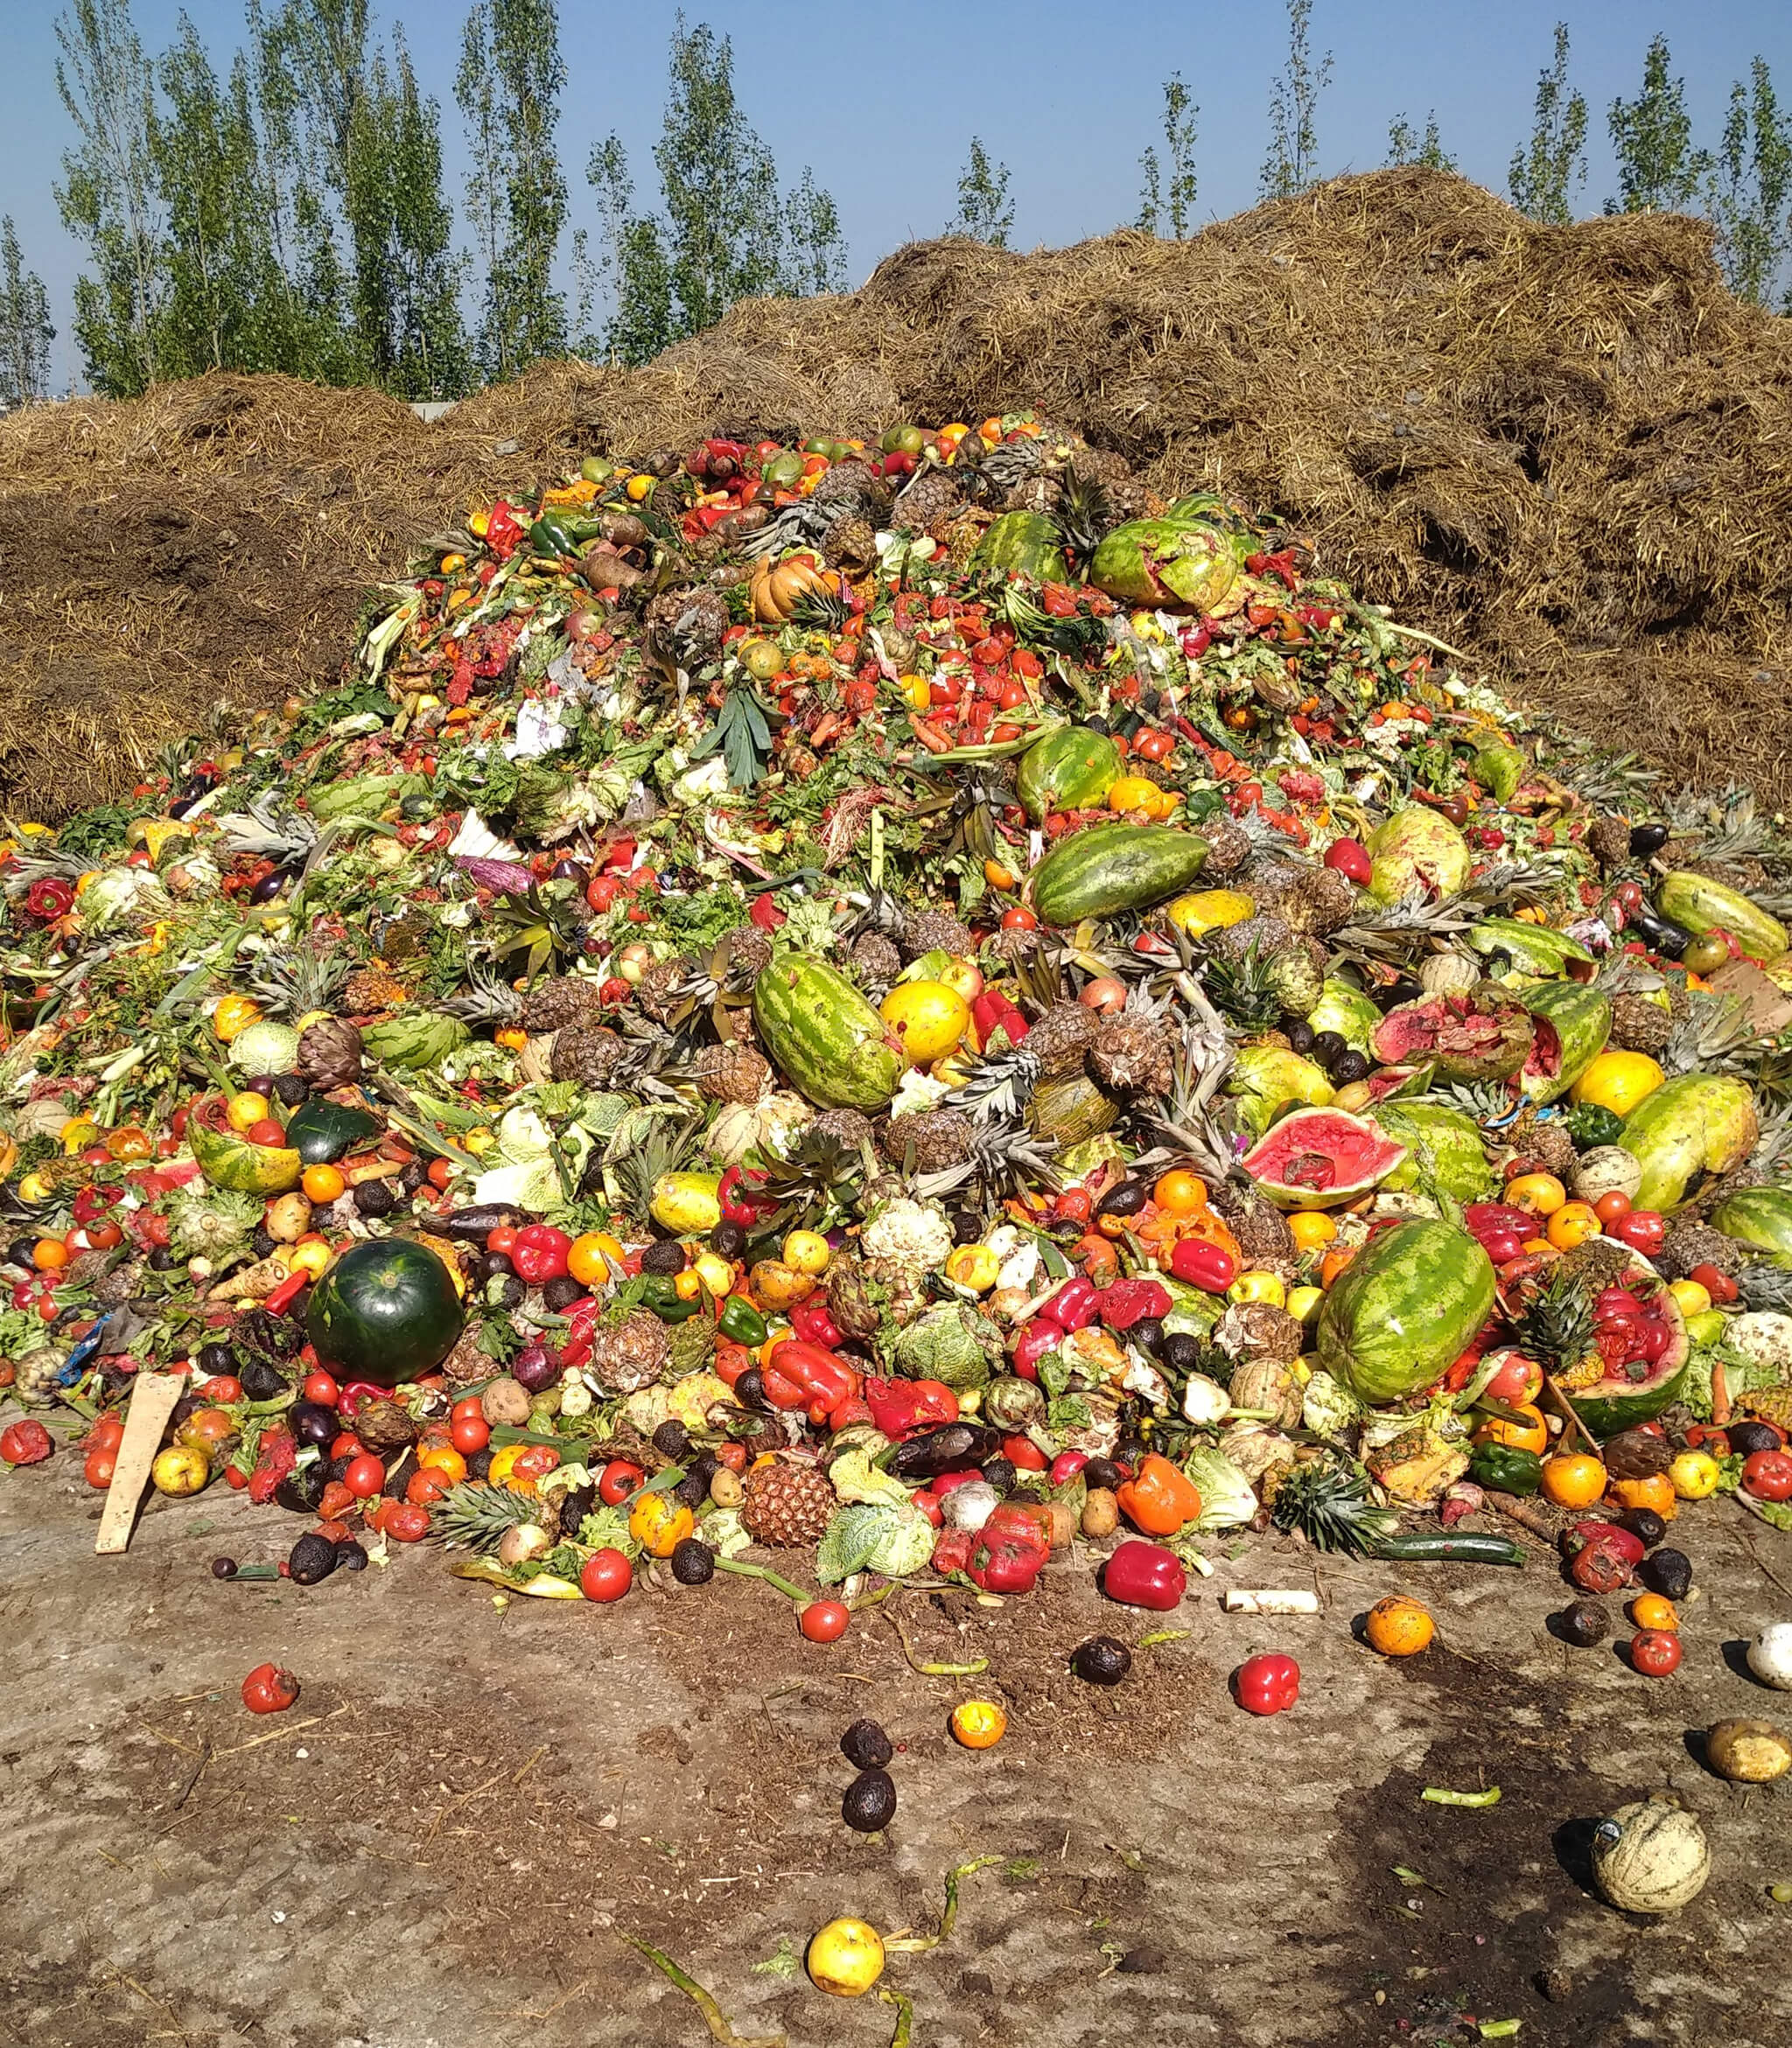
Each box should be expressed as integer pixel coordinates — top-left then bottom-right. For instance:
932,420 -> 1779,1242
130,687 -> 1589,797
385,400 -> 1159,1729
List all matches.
1539,1452 -> 1608,1509
1364,1596 -> 1435,1657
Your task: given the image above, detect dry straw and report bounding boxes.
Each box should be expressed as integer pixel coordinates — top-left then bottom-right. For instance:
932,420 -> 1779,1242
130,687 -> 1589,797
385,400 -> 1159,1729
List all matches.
4,166 -> 1788,821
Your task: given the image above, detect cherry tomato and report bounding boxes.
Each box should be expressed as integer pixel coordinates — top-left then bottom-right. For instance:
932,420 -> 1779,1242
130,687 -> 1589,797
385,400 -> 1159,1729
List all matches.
407,1468 -> 450,1506
343,1453 -> 385,1499
242,1661 -> 300,1715
197,1374 -> 243,1403
598,1458 -> 645,1505
302,1369 -> 340,1408
1592,1191 -> 1633,1227
1628,1628 -> 1683,1677
427,1158 -> 454,1191
580,1548 -> 634,1602
800,1599 -> 850,1643
88,1415 -> 126,1453
1741,1450 -> 1792,1502
450,1412 -> 491,1454
1000,906 -> 1039,933
1690,1263 -> 1740,1305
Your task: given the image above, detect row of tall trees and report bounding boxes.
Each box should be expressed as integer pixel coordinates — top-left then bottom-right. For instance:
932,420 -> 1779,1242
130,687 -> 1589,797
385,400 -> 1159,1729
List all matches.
19,0 -> 1792,406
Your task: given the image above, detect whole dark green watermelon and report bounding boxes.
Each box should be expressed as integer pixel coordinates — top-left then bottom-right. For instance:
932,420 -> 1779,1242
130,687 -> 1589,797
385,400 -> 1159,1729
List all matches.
306,1240 -> 464,1387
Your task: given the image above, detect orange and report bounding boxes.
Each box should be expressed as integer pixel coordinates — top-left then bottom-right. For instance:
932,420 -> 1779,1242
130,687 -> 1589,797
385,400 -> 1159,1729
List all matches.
1507,1172 -> 1566,1217
1288,1211 -> 1338,1254
1320,1246 -> 1358,1290
1609,1471 -> 1677,1522
1152,1170 -> 1209,1217
568,1231 -> 624,1287
1475,1403 -> 1549,1456
1629,1593 -> 1679,1632
1546,1201 -> 1602,1250
32,1236 -> 70,1272
1540,1451 -> 1608,1508
416,1443 -> 467,1485
1364,1595 -> 1435,1657
301,1163 -> 346,1204
949,1699 -> 1008,1749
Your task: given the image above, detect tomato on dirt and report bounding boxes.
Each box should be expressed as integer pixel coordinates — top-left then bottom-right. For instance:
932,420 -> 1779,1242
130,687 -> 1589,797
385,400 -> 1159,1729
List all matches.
800,1599 -> 850,1643
1742,1450 -> 1792,1502
1628,1629 -> 1683,1677
580,1548 -> 633,1602
343,1453 -> 385,1499
84,1447 -> 117,1489
1,1419 -> 54,1464
242,1663 -> 300,1715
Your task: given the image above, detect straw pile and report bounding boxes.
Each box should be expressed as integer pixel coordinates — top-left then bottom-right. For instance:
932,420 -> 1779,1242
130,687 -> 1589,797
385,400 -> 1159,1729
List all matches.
4,165 -> 1788,821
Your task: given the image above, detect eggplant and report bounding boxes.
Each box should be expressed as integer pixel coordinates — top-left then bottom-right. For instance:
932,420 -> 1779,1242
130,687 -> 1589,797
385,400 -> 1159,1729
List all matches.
290,1401 -> 337,1448
275,1461 -> 328,1514
890,1422 -> 1000,1482
1633,909 -> 1690,959
435,1204 -> 529,1243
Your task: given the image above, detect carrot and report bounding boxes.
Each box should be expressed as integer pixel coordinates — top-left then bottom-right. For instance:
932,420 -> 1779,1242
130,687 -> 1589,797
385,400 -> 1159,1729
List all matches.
907,712 -> 953,755
1712,1357 -> 1732,1428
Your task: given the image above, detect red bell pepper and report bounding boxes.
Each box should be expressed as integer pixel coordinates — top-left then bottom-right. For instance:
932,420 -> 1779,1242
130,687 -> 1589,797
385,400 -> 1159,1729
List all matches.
1096,1278 -> 1172,1332
717,1165 -> 775,1226
1011,1320 -> 1060,1382
788,1294 -> 843,1349
970,989 -> 1028,1046
864,1376 -> 959,1439
761,1339 -> 861,1426
1041,1276 -> 1099,1331
484,501 -> 527,560
1169,1238 -> 1237,1290
556,1297 -> 603,1371
967,1503 -> 1050,1594
263,1269 -> 310,1318
1233,1652 -> 1300,1715
1049,1449 -> 1089,1487
1003,1434 -> 1048,1471
1102,1539 -> 1186,1611
512,1225 -> 570,1285
931,1527 -> 976,1576
930,1467 -> 985,1496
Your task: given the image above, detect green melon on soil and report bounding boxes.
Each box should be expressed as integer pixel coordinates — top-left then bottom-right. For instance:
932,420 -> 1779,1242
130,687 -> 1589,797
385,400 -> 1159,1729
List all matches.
1242,1108 -> 1408,1210
1466,918 -> 1593,977
1656,871 -> 1788,963
1376,1101 -> 1497,1201
752,956 -> 905,1110
1710,1186 -> 1792,1263
1030,822 -> 1208,925
972,509 -> 1069,583
306,1239 -> 464,1387
1315,1219 -> 1496,1405
1088,516 -> 1238,612
1516,981 -> 1612,1105
190,1118 -> 303,1194
1620,1073 -> 1759,1212
1017,726 -> 1121,822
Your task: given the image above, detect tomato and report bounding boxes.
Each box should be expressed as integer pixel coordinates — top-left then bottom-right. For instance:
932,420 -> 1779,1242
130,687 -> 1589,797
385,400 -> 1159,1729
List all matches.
242,1661 -> 300,1715
1,1419 -> 54,1465
407,1468 -> 450,1506
1480,1353 -> 1539,1406
1741,1450 -> 1792,1502
484,1226 -> 519,1256
1690,1262 -> 1740,1305
1592,1191 -> 1633,1227
451,1394 -> 486,1422
426,1158 -> 454,1191
88,1415 -> 125,1453
1000,906 -> 1039,932
84,1446 -> 117,1489
302,1369 -> 340,1408
382,1503 -> 431,1541
598,1458 -> 645,1505
580,1548 -> 634,1601
1628,1629 -> 1683,1677
1054,1187 -> 1093,1227
800,1599 -> 850,1643
197,1374 -> 243,1403
1570,1539 -> 1634,1594
343,1453 -> 385,1499
712,1440 -> 747,1473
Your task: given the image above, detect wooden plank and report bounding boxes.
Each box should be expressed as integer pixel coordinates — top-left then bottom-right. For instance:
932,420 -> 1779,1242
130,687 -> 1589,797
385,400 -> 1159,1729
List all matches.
95,1373 -> 186,1555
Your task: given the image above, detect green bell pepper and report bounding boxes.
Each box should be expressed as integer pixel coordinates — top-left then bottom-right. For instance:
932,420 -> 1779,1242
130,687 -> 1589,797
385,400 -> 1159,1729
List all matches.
640,1276 -> 702,1325
1468,1443 -> 1543,1496
718,1294 -> 768,1346
528,512 -> 600,558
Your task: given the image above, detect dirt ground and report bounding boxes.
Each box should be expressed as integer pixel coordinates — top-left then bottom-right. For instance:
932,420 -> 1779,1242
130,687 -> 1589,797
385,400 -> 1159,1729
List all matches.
3,1470 -> 1790,2048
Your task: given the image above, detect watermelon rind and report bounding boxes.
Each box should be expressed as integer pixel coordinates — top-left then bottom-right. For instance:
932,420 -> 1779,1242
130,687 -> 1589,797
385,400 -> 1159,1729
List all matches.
1568,1276 -> 1690,1439
1516,981 -> 1612,1105
1376,1101 -> 1496,1202
1710,1186 -> 1792,1264
1620,1073 -> 1758,1213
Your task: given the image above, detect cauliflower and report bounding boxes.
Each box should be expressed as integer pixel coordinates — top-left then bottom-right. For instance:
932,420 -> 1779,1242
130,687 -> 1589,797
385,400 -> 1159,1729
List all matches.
861,1195 -> 954,1269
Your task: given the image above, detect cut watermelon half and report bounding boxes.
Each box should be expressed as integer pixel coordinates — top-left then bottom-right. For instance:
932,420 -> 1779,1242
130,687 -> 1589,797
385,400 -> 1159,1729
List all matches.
1242,1107 -> 1409,1211
1369,988 -> 1534,1082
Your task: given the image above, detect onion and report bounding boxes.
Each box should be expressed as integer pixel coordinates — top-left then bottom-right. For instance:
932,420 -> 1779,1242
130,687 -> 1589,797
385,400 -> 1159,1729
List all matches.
941,1480 -> 999,1532
1747,1621 -> 1792,1691
511,1340 -> 560,1394
457,855 -> 536,897
497,1523 -> 554,1570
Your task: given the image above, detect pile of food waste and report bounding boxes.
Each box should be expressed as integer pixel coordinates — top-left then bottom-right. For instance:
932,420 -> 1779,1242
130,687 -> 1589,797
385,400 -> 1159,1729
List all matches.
3,411 -> 1790,1716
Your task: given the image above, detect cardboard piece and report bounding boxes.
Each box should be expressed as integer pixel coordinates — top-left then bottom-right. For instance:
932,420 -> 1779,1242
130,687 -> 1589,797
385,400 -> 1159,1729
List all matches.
94,1373 -> 186,1555
1706,959 -> 1792,1039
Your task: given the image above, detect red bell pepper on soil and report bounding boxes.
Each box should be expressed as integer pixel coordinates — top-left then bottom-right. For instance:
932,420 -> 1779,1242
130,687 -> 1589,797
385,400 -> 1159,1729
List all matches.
1233,1653 -> 1300,1715
788,1294 -> 843,1348
761,1339 -> 861,1426
1102,1539 -> 1187,1611
966,1503 -> 1051,1594
864,1376 -> 959,1439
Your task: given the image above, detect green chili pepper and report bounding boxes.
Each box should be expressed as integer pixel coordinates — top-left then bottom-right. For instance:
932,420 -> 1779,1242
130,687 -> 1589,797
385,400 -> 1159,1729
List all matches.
1468,1443 -> 1543,1497
718,1294 -> 768,1346
528,512 -> 599,557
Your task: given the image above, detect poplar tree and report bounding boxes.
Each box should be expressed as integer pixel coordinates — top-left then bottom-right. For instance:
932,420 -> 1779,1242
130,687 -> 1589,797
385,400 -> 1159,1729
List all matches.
949,139 -> 1015,246
1386,113 -> 1455,171
1260,0 -> 1332,199
1708,59 -> 1792,306
1508,22 -> 1587,223
0,220 -> 56,407
1607,36 -> 1706,214
1138,74 -> 1199,235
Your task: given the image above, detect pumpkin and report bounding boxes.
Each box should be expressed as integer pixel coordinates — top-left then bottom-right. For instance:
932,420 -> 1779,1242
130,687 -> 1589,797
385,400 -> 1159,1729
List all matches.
306,1239 -> 464,1387
751,551 -> 835,623
1591,1794 -> 1710,1914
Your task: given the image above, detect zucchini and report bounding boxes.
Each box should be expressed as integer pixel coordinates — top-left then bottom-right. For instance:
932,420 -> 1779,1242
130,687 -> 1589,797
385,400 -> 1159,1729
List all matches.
1370,1532 -> 1527,1567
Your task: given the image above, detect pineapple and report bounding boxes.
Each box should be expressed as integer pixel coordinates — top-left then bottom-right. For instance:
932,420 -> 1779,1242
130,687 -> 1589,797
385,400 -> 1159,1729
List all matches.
847,932 -> 902,987
811,1107 -> 875,1151
1737,1262 -> 1792,1316
1586,815 -> 1633,869
634,957 -> 692,1024
550,1021 -> 626,1087
587,1311 -> 670,1394
740,1457 -> 837,1548
1656,1220 -> 1743,1282
1267,1452 -> 1397,1555
443,966 -> 524,1029
434,1481 -> 547,1553
892,465 -> 963,539
1506,1108 -> 1578,1179
250,944 -> 351,1021
882,1109 -> 975,1173
1209,1180 -> 1297,1275
1736,1386 -> 1792,1429
1088,1013 -> 1173,1096
694,1041 -> 771,1106
215,793 -> 320,866
723,925 -> 775,980
1052,466 -> 1115,572
1200,816 -> 1255,878
343,966 -> 411,1016
822,514 -> 880,571
902,908 -> 974,961
521,975 -> 601,1034
645,584 -> 728,668
1201,940 -> 1284,1036
1608,992 -> 1672,1056
912,1114 -> 1060,1205
1514,1264 -> 1601,1389
1023,1002 -> 1097,1078
811,457 -> 893,527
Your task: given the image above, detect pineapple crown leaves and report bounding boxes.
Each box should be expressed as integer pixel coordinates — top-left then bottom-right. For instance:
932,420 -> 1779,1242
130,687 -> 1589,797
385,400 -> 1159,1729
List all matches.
1269,1451 -> 1399,1556
1330,889 -> 1475,964
1512,1262 -> 1596,1372
440,963 -> 523,1025
913,1115 -> 1060,1204
1664,783 -> 1789,867
248,941 -> 353,1020
1660,989 -> 1769,1079
942,1045 -> 1041,1124
1197,938 -> 1284,1036
433,1480 -> 549,1552
215,793 -> 321,863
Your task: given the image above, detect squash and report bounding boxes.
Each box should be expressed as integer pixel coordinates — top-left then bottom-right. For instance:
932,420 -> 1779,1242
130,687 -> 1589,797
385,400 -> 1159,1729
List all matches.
1591,1794 -> 1710,1914
306,1239 -> 464,1387
0,1130 -> 17,1182
751,552 -> 836,624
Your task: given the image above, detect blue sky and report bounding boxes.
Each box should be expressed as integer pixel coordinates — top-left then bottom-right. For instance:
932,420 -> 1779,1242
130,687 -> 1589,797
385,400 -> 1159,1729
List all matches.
4,0 -> 1790,387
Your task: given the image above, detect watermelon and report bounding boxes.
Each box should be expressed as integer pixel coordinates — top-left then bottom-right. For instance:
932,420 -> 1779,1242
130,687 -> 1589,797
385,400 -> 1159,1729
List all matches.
1241,1108 -> 1408,1210
1017,726 -> 1121,823
1620,1073 -> 1759,1213
1711,1187 -> 1792,1264
1030,822 -> 1208,925
1308,977 -> 1382,1051
972,510 -> 1068,584
1225,1045 -> 1334,1137
1465,918 -> 1593,978
752,957 -> 905,1111
307,1239 -> 464,1387
1516,981 -> 1612,1105
189,1117 -> 302,1195
1088,517 -> 1240,612
1365,807 -> 1470,905
1370,987 -> 1534,1082
1377,1101 -> 1497,1201
1656,870 -> 1788,963
1316,1220 -> 1496,1406
1571,1272 -> 1690,1439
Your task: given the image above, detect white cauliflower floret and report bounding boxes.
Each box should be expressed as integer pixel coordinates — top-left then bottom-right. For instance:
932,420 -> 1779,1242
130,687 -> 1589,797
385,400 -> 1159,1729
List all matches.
861,1195 -> 954,1269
